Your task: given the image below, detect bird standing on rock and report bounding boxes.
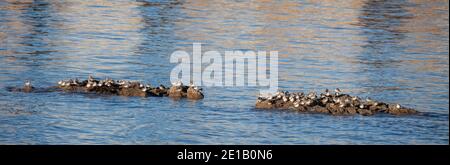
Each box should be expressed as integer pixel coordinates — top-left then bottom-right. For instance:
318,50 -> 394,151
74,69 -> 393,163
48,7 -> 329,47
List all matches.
88,75 -> 94,82
325,89 -> 331,97
23,80 -> 34,92
335,88 -> 341,96
168,80 -> 185,97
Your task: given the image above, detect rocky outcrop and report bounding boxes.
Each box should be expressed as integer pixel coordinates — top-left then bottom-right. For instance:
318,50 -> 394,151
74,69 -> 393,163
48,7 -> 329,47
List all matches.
8,76 -> 204,100
255,89 -> 418,116
187,86 -> 204,100
167,81 -> 204,100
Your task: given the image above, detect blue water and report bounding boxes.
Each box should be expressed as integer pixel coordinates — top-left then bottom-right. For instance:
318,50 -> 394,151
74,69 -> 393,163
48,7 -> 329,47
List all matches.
0,0 -> 448,144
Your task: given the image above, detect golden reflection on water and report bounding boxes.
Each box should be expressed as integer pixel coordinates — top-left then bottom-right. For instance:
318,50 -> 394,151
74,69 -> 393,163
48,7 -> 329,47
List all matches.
1,0 -> 145,76
0,0 -> 448,81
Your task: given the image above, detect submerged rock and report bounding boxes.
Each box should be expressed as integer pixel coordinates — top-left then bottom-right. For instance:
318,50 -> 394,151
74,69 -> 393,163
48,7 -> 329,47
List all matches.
255,89 -> 418,116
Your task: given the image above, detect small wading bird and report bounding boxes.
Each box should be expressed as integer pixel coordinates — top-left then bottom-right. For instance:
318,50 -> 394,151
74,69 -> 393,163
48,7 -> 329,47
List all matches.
23,80 -> 34,92
335,88 -> 341,96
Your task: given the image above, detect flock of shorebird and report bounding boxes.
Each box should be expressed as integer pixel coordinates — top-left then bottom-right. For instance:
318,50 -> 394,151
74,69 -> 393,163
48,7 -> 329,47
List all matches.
17,75 -> 204,99
256,88 -> 417,115
13,77 -> 417,116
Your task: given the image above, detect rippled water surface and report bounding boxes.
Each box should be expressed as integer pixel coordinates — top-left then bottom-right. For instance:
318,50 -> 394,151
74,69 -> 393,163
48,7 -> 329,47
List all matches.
0,0 -> 448,144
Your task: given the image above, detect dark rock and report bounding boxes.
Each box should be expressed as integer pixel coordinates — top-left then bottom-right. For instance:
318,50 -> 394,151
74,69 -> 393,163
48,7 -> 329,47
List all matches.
310,105 -> 329,113
119,87 -> 147,97
148,87 -> 168,97
255,100 -> 274,109
387,104 -> 418,115
294,105 -> 308,112
346,107 -> 357,115
12,76 -> 203,100
330,107 -> 347,115
255,89 -> 418,116
357,108 -> 374,116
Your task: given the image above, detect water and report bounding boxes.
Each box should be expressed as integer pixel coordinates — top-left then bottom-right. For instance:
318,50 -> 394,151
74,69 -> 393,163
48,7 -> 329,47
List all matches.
0,0 -> 448,144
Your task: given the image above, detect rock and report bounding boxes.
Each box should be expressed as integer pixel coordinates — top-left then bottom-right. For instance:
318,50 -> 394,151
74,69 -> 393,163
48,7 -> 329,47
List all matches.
293,105 -> 308,112
119,87 -> 147,97
330,107 -> 346,115
387,104 -> 418,115
281,101 -> 294,109
148,87 -> 168,97
22,86 -> 34,93
310,105 -> 329,113
368,103 -> 388,113
357,108 -> 374,116
11,76 -> 204,100
187,86 -> 204,100
254,89 -> 418,116
255,100 -> 274,109
168,86 -> 187,97
346,107 -> 357,115
22,80 -> 34,93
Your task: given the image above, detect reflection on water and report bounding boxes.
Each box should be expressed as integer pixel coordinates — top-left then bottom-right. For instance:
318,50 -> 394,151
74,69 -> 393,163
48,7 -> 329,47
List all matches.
0,0 -> 448,144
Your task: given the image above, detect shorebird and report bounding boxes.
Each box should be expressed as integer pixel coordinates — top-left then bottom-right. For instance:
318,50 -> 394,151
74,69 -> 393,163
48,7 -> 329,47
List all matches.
359,104 -> 365,109
307,92 -> 316,99
275,91 -> 282,96
176,80 -> 183,87
333,98 -> 340,104
335,88 -> 341,93
305,99 -> 312,106
282,96 -> 288,102
289,96 -> 295,102
344,98 -> 350,103
194,86 -> 202,91
321,97 -> 329,104
22,80 -> 34,92
24,80 -> 32,87
277,93 -> 283,99
88,75 -> 94,82
373,102 -> 378,106
335,88 -> 341,96
325,89 -> 331,97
